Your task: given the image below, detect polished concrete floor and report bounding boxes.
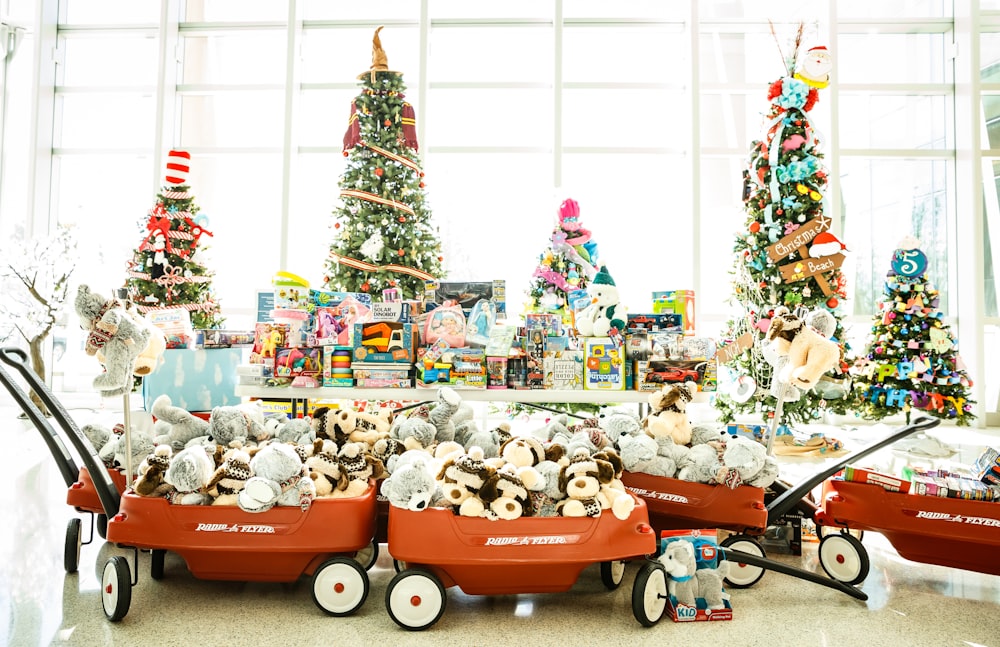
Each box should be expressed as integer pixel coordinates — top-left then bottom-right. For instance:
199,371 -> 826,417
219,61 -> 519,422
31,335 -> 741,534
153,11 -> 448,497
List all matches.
2,401 -> 999,647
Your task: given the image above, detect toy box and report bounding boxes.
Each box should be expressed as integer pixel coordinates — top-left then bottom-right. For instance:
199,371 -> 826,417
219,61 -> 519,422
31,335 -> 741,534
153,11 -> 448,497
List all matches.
427,280 -> 506,318
142,348 -> 243,412
418,348 -> 486,389
525,313 -> 563,337
148,307 -> 195,349
484,325 -> 517,357
525,328 -> 546,389
355,377 -> 412,388
272,271 -> 310,309
193,329 -> 255,349
542,349 -> 584,390
370,300 -> 412,322
635,359 -> 709,392
314,294 -> 372,346
254,399 -> 316,418
626,313 -> 682,334
842,467 -> 911,493
651,290 -> 696,336
321,346 -> 353,387
351,322 -> 417,363
309,288 -> 372,311
660,529 -> 732,623
583,337 -> 625,391
251,322 -> 289,363
975,447 -> 1000,485
274,346 -> 322,379
486,356 -> 508,389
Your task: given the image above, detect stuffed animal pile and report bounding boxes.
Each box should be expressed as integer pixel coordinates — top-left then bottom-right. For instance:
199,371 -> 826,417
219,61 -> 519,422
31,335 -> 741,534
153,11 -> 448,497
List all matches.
613,381 -> 780,490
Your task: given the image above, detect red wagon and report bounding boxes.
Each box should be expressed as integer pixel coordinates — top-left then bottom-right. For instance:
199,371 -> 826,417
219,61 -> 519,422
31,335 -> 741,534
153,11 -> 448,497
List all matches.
815,477 -> 1000,583
1,346 -> 378,623
383,494 -> 660,629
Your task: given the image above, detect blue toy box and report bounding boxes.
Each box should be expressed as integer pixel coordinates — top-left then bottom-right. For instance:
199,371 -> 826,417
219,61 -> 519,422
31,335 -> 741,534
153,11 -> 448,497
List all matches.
142,348 -> 243,412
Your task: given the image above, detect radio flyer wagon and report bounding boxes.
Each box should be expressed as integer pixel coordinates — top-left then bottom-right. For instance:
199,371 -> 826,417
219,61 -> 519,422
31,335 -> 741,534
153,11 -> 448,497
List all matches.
383,494 -> 659,630
0,347 -> 123,573
815,473 -> 1000,582
1,346 -> 377,622
621,416 -> 942,600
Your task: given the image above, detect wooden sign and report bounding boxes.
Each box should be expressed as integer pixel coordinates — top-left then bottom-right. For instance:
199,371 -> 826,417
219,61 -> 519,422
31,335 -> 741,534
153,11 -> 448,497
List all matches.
778,253 -> 845,295
766,217 -> 829,263
716,331 -> 754,364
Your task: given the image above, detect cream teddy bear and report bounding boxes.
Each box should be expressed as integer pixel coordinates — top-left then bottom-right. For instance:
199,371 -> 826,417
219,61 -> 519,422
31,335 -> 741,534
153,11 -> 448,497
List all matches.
765,306 -> 841,390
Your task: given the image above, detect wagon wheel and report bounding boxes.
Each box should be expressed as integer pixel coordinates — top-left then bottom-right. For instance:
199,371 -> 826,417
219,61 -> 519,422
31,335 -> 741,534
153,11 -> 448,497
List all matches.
817,524 -> 864,542
96,513 -> 108,540
311,557 -> 370,616
101,556 -> 132,622
385,568 -> 447,631
150,549 -> 166,580
64,518 -> 81,574
393,559 -> 407,573
720,534 -> 766,588
600,560 -> 627,590
818,533 -> 869,585
631,561 -> 667,627
354,540 -> 379,571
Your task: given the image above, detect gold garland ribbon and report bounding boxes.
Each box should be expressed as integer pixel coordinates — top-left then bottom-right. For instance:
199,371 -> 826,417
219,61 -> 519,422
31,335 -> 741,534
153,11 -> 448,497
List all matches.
339,189 -> 416,216
330,251 -> 435,282
363,141 -> 420,173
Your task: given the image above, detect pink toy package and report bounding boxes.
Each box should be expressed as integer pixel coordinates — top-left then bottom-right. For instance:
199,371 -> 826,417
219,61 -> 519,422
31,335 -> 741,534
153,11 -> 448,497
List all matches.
315,296 -> 372,346
423,300 -> 466,348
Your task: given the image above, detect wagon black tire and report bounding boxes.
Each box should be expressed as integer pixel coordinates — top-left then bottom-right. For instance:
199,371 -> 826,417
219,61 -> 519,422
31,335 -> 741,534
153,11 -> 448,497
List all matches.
101,556 -> 132,622
385,568 -> 446,631
150,549 -> 166,580
632,561 -> 667,627
64,518 -> 82,573
819,532 -> 870,585
96,513 -> 108,540
355,540 -> 379,571
311,557 -> 369,616
600,559 -> 627,590
720,534 -> 766,588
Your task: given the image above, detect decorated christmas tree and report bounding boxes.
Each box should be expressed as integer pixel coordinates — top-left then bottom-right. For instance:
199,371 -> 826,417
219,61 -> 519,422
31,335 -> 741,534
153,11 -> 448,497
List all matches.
714,27 -> 852,425
525,198 -> 600,323
324,27 -> 443,298
124,150 -> 224,330
850,237 -> 975,426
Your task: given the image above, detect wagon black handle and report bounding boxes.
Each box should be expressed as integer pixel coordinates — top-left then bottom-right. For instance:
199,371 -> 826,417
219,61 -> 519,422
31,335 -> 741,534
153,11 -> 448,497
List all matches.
766,415 -> 940,525
0,346 -> 120,517
720,546 -> 868,601
0,351 -> 80,487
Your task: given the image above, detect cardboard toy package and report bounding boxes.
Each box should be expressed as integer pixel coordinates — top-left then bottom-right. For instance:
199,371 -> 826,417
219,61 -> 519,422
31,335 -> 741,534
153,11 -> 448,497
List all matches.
660,529 -> 732,622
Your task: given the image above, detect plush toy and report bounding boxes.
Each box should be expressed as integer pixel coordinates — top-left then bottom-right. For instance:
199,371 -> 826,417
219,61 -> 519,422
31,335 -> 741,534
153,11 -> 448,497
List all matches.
457,421 -> 508,460
274,417 -> 314,446
305,439 -> 347,497
133,445 -> 174,497
765,306 -> 841,390
574,265 -> 626,337
75,284 -> 153,396
390,408 -> 439,452
381,449 -> 438,511
528,413 -> 572,443
599,405 -> 642,445
617,433 -> 677,477
132,317 -> 166,377
528,458 -> 566,517
324,407 -> 392,448
437,446 -> 495,517
334,441 -> 384,498
591,448 -> 636,520
151,394 -> 211,451
427,386 -> 462,443
643,381 -> 697,446
677,442 -> 727,485
557,448 -> 613,518
659,540 -> 727,611
82,423 -> 115,465
690,423 -> 731,447
207,401 -> 269,448
239,442 -> 315,512
372,436 -> 406,472
479,463 -> 536,520
164,445 -> 215,505
108,428 -> 156,477
498,434 -> 563,469
206,447 -> 253,505
722,435 -> 780,489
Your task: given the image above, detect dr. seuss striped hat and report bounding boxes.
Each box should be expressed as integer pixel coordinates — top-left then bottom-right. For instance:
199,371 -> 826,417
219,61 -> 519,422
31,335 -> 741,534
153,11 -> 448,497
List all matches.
164,150 -> 191,186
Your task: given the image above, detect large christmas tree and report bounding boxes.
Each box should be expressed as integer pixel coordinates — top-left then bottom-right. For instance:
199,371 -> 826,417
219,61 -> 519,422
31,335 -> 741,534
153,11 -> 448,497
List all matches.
850,237 -> 975,426
525,198 -> 600,323
714,31 -> 852,425
124,150 -> 224,330
324,27 -> 443,299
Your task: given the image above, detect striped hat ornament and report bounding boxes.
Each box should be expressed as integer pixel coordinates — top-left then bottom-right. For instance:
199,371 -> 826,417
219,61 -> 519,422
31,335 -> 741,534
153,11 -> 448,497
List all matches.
164,150 -> 191,186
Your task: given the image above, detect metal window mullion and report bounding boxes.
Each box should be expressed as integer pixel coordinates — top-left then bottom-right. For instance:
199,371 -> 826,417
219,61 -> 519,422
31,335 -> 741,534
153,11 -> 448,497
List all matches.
277,0 -> 302,271
554,0 -> 562,191
418,0 -> 429,163
153,0 -> 180,192
29,0 -> 59,239
689,0 -> 701,313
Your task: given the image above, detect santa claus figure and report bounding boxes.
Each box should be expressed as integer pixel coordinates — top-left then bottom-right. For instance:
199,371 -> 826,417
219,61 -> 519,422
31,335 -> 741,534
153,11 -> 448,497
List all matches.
795,46 -> 833,89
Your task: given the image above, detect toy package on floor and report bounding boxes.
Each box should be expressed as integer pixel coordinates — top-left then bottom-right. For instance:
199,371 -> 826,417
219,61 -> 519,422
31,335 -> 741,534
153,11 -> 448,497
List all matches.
658,529 -> 732,622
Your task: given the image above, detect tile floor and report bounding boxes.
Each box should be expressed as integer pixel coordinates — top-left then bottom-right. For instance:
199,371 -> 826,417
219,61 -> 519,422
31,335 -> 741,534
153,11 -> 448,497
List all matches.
1,401 -> 999,647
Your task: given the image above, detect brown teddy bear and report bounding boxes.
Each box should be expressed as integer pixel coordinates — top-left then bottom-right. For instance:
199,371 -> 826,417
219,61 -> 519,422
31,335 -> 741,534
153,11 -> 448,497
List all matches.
642,381 -> 697,446
436,446 -> 495,517
134,445 -> 174,498
765,306 -> 841,390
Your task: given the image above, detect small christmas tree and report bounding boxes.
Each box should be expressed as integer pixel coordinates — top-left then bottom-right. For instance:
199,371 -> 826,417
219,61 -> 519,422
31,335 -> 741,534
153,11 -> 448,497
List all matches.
851,237 -> 976,426
324,27 -> 443,299
124,150 -> 224,329
525,198 -> 600,323
714,26 -> 852,426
